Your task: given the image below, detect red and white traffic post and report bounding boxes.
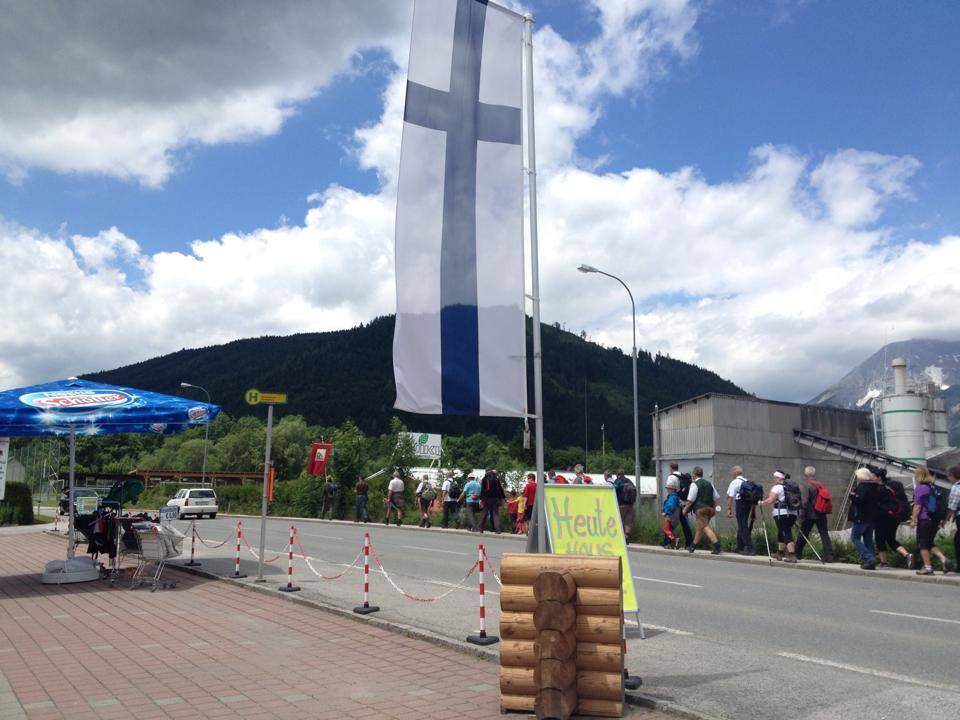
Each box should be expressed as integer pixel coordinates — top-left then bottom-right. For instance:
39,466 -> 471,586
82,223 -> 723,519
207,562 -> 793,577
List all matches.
184,519 -> 201,567
278,524 -> 300,592
353,532 -> 380,614
230,520 -> 247,578
467,543 -> 498,646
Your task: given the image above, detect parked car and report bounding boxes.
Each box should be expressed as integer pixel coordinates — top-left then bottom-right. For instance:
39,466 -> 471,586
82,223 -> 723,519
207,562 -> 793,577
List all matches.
59,488 -> 99,515
166,488 -> 218,519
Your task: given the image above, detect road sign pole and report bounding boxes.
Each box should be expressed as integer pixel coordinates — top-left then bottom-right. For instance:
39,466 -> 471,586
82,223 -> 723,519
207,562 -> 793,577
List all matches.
256,403 -> 274,583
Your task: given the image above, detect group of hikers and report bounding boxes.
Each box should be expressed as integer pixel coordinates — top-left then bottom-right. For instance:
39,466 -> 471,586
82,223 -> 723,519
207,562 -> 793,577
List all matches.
661,461 -> 960,575
317,464 -> 639,535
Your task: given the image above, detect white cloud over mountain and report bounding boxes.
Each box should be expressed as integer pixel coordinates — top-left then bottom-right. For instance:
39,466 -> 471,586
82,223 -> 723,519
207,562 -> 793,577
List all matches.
1,0 -> 958,405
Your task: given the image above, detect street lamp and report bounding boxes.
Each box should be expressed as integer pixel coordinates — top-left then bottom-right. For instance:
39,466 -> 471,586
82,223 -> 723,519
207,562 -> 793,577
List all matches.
577,264 -> 641,487
180,382 -> 211,485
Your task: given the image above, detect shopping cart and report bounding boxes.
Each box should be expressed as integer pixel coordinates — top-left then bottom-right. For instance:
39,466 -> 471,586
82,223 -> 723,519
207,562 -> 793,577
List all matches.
128,522 -> 185,591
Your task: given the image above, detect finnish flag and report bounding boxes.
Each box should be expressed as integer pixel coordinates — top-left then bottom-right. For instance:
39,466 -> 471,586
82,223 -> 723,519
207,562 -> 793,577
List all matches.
393,0 -> 526,417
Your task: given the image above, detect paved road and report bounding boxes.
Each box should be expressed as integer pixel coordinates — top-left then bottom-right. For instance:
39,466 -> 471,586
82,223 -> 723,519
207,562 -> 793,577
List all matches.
175,515 -> 960,720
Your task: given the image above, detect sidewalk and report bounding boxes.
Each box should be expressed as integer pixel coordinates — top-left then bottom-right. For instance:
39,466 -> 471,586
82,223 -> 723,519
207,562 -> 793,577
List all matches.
3,530 -> 665,720
0,532 -> 503,720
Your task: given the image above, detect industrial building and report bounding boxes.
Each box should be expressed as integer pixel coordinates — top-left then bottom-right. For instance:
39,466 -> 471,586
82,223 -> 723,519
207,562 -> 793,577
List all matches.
651,358 -> 955,531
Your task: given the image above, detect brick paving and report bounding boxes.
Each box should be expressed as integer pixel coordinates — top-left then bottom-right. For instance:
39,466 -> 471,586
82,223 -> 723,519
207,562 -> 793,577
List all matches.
0,532 -> 661,720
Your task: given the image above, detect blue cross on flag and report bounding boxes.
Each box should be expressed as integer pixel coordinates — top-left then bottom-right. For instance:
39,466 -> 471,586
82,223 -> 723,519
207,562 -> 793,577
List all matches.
393,0 -> 526,418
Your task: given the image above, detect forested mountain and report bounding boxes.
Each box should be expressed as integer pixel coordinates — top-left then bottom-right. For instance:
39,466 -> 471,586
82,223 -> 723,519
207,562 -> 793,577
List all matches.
85,316 -> 744,450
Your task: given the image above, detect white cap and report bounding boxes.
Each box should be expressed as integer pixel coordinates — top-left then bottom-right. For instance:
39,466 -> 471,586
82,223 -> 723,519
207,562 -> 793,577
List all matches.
666,477 -> 679,489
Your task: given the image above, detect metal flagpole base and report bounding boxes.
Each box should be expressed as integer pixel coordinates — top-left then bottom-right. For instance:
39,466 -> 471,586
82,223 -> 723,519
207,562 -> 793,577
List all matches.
353,604 -> 380,615
466,633 -> 499,646
229,572 -> 248,579
278,584 -> 300,592
624,671 -> 643,691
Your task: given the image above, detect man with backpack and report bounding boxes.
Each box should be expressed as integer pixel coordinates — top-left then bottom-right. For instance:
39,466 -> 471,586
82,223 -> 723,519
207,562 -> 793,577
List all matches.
667,462 -> 694,550
872,467 -> 913,568
480,468 -> 505,533
320,476 -> 338,520
682,466 -> 722,554
847,467 -> 881,569
726,465 -> 759,555
795,466 -> 834,563
415,473 -> 436,528
759,471 -> 801,563
613,467 -> 637,537
440,470 -> 460,529
911,466 -> 952,575
946,465 -> 960,573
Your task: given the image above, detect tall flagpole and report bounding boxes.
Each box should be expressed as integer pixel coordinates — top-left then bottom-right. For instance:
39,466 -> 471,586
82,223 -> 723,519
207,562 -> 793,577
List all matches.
523,12 -> 547,554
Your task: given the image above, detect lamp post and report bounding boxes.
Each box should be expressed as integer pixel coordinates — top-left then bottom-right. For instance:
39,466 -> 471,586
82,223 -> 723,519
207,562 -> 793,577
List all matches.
577,264 -> 641,487
180,382 -> 211,485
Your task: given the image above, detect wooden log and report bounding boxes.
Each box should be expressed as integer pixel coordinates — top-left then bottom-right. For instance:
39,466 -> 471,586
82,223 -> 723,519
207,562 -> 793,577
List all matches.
577,671 -> 623,702
500,611 -> 536,640
574,587 -> 622,617
574,614 -> 621,645
500,639 -> 536,668
576,698 -> 624,718
500,666 -> 536,696
533,601 -> 576,632
500,584 -> 537,612
575,642 -> 623,673
534,629 -> 577,661
501,553 -> 621,589
500,694 -> 535,713
534,686 -> 578,720
534,659 -> 577,691
533,570 -> 577,603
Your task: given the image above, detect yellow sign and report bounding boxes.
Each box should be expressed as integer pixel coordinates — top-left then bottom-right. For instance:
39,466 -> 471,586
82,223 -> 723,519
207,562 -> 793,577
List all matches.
244,389 -> 287,405
543,484 -> 638,613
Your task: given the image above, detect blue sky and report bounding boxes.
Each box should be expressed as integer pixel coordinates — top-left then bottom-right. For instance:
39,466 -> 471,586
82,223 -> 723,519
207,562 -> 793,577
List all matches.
1,0 -> 958,399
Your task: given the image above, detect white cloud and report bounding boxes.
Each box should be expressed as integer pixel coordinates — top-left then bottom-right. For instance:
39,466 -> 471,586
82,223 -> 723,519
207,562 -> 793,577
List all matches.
0,0 -> 413,187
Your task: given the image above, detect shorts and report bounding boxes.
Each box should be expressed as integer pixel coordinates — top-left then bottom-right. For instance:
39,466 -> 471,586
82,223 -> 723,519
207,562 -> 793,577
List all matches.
916,518 -> 937,550
523,507 -> 533,521
694,506 -> 715,531
390,497 -> 405,512
419,498 -> 431,512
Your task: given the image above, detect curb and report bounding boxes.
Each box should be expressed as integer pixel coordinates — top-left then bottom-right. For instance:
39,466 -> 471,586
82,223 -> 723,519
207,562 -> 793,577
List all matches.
219,513 -> 960,587
626,694 -> 724,720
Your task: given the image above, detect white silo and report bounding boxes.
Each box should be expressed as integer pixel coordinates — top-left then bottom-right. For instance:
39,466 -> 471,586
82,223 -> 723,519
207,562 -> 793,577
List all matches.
880,358 -> 926,462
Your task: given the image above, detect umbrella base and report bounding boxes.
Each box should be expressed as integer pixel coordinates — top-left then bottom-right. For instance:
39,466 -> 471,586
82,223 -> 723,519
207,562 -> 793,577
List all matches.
41,557 -> 99,584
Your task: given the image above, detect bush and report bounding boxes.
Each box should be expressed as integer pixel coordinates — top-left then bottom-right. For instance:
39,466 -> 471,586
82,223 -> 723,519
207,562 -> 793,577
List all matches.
138,482 -> 181,510
217,484 -> 262,514
272,476 -> 325,518
0,482 -> 34,526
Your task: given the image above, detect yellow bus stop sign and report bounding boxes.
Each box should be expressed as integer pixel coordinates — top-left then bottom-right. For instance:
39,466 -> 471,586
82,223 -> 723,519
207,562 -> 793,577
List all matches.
245,389 -> 288,406
542,483 -> 638,613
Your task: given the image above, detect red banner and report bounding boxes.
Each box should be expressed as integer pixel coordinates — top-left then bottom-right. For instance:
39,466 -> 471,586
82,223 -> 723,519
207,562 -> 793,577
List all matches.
307,441 -> 333,476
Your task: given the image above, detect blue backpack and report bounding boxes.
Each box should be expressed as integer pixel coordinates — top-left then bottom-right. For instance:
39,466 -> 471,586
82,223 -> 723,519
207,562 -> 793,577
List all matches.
739,479 -> 764,505
926,484 -> 948,521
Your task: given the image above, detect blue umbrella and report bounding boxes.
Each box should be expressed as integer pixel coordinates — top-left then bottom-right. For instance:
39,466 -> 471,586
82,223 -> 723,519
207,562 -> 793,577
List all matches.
0,378 -> 220,582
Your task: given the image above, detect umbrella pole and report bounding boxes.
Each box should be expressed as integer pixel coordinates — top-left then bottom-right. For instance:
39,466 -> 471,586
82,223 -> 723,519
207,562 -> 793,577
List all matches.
67,426 -> 76,560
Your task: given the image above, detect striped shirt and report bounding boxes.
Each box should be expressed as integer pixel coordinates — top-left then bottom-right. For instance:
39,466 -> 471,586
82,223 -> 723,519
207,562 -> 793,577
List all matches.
948,482 -> 960,513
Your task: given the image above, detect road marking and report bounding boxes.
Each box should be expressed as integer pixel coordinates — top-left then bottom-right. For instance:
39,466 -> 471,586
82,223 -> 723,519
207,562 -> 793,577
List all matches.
778,652 -> 960,694
400,545 -> 469,556
427,579 -> 499,596
642,623 -> 691,636
298,533 -> 344,541
869,609 -> 960,626
632,575 -> 703,589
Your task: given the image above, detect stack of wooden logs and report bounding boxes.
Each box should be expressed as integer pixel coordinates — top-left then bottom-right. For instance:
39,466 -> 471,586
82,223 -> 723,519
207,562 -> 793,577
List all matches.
499,554 -> 624,718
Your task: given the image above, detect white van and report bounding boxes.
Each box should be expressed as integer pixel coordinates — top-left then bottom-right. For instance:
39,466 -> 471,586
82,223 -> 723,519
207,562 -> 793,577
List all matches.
166,488 -> 218,519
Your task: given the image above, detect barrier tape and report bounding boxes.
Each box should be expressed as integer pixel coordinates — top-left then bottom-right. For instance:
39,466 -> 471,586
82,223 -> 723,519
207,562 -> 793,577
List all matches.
482,548 -> 503,587
293,528 -> 363,581
240,528 -> 282,563
369,543 -> 478,603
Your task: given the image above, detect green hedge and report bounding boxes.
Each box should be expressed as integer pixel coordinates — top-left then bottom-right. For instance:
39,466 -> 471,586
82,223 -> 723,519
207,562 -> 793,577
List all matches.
0,482 -> 34,526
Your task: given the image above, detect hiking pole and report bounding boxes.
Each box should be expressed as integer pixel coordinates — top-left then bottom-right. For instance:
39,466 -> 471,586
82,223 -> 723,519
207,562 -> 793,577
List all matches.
795,523 -> 824,564
757,503 -> 773,567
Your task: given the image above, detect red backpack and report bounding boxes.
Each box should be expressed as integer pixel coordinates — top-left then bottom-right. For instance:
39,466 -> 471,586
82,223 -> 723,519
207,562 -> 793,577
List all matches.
808,480 -> 833,515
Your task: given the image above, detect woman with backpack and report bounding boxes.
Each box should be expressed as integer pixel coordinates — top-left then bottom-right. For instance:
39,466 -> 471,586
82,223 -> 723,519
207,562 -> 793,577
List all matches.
911,466 -> 953,575
872,467 -> 913,569
848,467 -> 881,570
758,471 -> 800,563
